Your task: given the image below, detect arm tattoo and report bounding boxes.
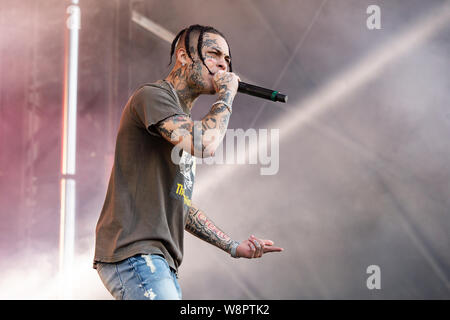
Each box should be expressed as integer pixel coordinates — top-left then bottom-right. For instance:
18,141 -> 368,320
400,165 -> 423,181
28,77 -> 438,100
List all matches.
156,60 -> 233,156
185,205 -> 238,254
156,103 -> 230,157
156,115 -> 191,143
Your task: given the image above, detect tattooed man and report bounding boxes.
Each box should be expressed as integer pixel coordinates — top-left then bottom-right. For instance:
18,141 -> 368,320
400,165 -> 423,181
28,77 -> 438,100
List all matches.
93,25 -> 283,300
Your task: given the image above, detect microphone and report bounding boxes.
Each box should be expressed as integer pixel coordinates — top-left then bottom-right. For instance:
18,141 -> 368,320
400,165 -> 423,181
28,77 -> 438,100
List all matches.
238,81 -> 288,103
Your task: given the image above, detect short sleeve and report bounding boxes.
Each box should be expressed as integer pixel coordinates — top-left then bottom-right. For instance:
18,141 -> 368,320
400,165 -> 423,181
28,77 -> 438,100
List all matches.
132,85 -> 187,135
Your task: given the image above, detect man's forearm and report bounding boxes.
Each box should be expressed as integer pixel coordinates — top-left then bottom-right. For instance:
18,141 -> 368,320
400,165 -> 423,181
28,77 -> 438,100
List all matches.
159,95 -> 232,158
185,205 -> 238,254
202,96 -> 232,135
194,91 -> 233,157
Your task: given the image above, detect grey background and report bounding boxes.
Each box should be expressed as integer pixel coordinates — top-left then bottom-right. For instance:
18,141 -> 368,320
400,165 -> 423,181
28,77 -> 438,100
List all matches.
0,0 -> 449,299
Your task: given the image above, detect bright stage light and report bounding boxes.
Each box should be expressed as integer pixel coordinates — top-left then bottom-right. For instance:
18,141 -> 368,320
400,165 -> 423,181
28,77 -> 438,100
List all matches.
59,0 -> 81,299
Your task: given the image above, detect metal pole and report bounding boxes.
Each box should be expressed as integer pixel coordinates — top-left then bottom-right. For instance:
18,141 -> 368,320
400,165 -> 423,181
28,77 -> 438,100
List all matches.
59,0 -> 80,299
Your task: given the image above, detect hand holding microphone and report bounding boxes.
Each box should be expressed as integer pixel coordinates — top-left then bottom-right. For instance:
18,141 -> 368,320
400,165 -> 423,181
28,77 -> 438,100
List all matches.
213,70 -> 288,104
213,70 -> 240,97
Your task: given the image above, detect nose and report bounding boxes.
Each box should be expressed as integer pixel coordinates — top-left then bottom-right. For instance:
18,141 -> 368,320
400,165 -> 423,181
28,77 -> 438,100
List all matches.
216,59 -> 227,72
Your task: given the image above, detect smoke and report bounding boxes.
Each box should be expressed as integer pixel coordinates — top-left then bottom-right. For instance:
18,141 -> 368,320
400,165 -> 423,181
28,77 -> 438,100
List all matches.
0,243 -> 110,300
1,0 -> 450,299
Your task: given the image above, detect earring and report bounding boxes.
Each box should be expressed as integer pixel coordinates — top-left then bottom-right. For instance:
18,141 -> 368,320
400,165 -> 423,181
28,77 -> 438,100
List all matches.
182,62 -> 185,66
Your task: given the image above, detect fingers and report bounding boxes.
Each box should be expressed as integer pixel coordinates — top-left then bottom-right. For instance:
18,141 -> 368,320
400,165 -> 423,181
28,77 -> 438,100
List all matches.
247,241 -> 256,258
239,236 -> 284,259
248,236 -> 284,258
263,246 -> 284,253
260,239 -> 283,253
246,237 -> 261,258
248,235 -> 266,258
213,71 -> 239,95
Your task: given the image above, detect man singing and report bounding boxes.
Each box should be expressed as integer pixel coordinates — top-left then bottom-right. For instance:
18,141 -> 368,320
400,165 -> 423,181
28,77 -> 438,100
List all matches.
93,24 -> 283,300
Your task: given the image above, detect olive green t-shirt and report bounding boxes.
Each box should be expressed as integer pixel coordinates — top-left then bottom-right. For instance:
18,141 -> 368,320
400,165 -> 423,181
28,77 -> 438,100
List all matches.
93,80 -> 196,272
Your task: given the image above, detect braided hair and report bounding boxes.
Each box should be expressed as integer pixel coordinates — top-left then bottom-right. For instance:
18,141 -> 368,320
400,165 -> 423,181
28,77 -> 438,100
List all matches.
168,24 -> 233,72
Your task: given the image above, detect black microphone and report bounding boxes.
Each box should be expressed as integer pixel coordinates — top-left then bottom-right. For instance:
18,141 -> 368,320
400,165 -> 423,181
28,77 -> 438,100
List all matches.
238,81 -> 288,103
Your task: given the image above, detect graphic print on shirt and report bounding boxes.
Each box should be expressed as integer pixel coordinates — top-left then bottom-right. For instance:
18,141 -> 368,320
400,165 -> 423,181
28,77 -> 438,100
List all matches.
170,150 -> 196,207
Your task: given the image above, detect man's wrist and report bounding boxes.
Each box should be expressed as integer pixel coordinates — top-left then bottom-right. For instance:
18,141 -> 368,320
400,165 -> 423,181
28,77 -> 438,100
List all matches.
217,90 -> 235,106
212,99 -> 232,114
230,240 -> 240,258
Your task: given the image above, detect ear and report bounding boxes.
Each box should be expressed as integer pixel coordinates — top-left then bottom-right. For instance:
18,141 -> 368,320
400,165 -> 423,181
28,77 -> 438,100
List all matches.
176,47 -> 188,66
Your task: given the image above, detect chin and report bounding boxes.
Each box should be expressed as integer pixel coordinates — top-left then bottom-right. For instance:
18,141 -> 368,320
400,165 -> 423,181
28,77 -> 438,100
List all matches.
202,80 -> 215,95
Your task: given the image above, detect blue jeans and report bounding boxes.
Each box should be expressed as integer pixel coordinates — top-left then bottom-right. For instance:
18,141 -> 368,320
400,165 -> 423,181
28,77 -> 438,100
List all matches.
96,254 -> 182,300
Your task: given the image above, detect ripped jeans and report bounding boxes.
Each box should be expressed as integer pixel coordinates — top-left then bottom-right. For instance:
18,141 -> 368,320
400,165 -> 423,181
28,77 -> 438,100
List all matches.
96,254 -> 182,300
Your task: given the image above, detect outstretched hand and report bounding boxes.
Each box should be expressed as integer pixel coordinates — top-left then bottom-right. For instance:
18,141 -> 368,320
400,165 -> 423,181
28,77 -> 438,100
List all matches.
235,235 -> 284,259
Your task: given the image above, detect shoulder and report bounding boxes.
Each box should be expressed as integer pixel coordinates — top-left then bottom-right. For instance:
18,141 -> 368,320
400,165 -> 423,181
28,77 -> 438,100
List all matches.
133,81 -> 177,103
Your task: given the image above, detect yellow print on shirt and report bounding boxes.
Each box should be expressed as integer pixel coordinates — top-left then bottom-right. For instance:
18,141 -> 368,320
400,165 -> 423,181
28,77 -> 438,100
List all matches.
176,183 -> 191,206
